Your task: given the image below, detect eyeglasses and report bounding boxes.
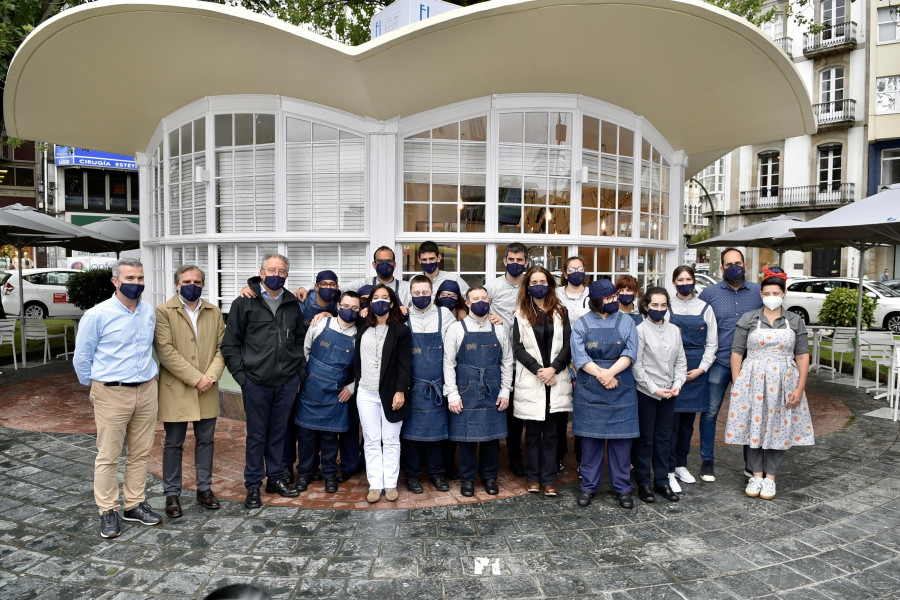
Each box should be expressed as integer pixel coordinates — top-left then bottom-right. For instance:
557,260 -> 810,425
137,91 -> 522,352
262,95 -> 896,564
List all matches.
264,268 -> 288,277
318,282 -> 338,289
438,293 -> 457,300
566,267 -> 585,274
411,291 -> 431,298
374,259 -> 395,265
337,303 -> 358,310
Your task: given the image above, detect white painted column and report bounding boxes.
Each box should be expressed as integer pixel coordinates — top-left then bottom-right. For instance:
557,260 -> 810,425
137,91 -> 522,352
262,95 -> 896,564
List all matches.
368,118 -> 400,268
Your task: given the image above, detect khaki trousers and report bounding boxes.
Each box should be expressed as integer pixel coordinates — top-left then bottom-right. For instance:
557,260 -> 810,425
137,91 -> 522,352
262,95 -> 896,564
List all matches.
90,380 -> 158,514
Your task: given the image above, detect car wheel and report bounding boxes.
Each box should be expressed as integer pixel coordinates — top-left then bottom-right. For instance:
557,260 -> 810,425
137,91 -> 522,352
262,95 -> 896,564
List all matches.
23,302 -> 47,319
788,307 -> 809,324
885,313 -> 900,334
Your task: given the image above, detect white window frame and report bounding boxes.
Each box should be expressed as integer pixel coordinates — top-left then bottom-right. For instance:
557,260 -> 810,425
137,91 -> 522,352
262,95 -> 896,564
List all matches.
877,6 -> 900,43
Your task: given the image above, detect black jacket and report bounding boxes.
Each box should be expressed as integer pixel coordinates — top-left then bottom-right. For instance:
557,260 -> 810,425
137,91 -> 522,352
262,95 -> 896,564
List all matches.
353,321 -> 412,423
221,292 -> 307,387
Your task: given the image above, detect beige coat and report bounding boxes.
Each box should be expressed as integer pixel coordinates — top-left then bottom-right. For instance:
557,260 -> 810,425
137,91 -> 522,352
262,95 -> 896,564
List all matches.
154,295 -> 226,422
512,309 -> 573,421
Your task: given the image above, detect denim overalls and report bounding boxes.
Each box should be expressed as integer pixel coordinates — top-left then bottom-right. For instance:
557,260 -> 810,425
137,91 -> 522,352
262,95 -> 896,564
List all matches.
573,312 -> 639,439
402,309 -> 448,442
295,319 -> 355,432
448,321 -> 508,442
668,304 -> 710,413
300,291 -> 336,327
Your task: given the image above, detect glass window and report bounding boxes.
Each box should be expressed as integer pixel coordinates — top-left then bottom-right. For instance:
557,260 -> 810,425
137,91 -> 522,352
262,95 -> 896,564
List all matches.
637,248 -> 667,288
639,140 -> 669,240
757,151 -> 780,205
109,172 -> 127,211
151,143 -> 164,237
582,117 -> 635,238
877,76 -> 900,114
170,118 -> 208,235
817,144 -> 842,191
401,243 -> 486,288
65,169 -> 84,210
87,170 -> 106,210
494,245 -> 569,282
0,160 -> 34,187
215,114 -> 276,234
877,7 -> 900,43
881,148 -> 900,188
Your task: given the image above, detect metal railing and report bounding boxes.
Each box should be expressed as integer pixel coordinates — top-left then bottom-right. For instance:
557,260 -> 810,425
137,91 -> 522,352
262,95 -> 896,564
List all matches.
813,99 -> 856,125
739,182 -> 855,210
774,36 -> 793,57
803,21 -> 857,53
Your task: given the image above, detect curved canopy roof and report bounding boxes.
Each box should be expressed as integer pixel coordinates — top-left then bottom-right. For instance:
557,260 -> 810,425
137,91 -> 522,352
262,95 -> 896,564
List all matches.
5,0 -> 814,174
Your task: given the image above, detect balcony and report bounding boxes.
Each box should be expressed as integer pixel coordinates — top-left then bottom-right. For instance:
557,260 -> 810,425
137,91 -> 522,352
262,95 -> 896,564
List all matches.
803,21 -> 857,57
739,183 -> 854,211
774,36 -> 793,58
813,99 -> 856,130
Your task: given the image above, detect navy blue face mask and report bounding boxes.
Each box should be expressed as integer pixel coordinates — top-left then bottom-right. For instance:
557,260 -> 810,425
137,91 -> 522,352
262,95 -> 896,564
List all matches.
119,283 -> 144,300
676,283 -> 695,297
618,293 -> 635,306
566,272 -> 585,287
421,262 -> 439,274
529,285 -> 550,300
179,284 -> 202,303
648,308 -> 667,323
264,275 -> 286,291
724,264 -> 745,282
436,297 -> 457,310
338,307 -> 359,323
602,300 -> 619,314
375,262 -> 395,279
411,296 -> 431,310
506,262 -> 526,278
318,287 -> 338,303
370,299 -> 391,316
469,301 -> 490,317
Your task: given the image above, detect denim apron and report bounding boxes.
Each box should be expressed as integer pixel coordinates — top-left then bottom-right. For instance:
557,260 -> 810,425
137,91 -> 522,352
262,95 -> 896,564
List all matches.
402,310 -> 448,442
573,312 -> 639,439
300,291 -> 336,327
669,304 -> 710,413
448,321 -> 508,442
623,311 -> 642,327
296,319 -> 354,432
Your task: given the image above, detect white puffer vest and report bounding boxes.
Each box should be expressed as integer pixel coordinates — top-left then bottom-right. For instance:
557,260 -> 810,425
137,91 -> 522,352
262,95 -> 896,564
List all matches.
513,309 -> 573,421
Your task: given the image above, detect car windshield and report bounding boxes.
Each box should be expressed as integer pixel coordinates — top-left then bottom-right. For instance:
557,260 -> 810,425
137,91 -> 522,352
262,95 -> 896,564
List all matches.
867,281 -> 900,297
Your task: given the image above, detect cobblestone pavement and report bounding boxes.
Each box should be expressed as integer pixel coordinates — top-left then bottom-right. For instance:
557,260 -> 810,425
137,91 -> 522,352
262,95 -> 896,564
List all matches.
0,367 -> 898,599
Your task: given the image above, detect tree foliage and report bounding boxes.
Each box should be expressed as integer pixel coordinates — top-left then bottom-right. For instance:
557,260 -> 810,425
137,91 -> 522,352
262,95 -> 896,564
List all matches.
818,287 -> 876,329
66,267 -> 114,311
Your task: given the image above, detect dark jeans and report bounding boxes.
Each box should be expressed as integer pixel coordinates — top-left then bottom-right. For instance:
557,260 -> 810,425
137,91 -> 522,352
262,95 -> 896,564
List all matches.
458,440 -> 499,481
635,392 -> 676,487
163,418 -> 217,495
297,426 -> 340,479
282,395 -> 301,471
524,412 -> 562,485
669,412 -> 697,470
580,437 -> 631,494
443,440 -> 458,474
401,439 -> 445,478
555,412 -> 569,463
339,397 -> 362,472
241,375 -> 300,489
506,390 -> 524,463
701,362 -> 730,462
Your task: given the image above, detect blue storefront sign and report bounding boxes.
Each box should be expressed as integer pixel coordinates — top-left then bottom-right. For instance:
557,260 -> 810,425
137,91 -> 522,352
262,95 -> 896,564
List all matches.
54,146 -> 137,170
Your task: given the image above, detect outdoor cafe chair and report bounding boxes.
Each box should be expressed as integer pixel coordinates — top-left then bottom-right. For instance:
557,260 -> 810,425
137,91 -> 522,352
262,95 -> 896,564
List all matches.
0,317 -> 17,370
23,318 -> 67,365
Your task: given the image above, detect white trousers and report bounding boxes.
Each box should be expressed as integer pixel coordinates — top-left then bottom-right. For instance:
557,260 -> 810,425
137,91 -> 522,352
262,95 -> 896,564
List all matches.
356,388 -> 402,490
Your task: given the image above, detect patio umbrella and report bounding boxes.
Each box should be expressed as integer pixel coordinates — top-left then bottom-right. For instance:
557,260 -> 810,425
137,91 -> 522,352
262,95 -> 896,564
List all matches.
689,214 -> 805,255
780,184 -> 900,386
2,204 -> 121,253
82,216 -> 140,257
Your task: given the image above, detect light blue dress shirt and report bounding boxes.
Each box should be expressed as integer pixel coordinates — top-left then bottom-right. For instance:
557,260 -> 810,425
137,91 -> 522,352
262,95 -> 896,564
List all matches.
73,294 -> 158,386
571,311 -> 639,370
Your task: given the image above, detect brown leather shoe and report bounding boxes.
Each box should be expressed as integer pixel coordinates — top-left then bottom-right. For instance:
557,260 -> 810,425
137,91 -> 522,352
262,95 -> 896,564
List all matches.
543,485 -> 558,497
526,482 -> 540,493
196,489 -> 221,510
165,495 -> 182,519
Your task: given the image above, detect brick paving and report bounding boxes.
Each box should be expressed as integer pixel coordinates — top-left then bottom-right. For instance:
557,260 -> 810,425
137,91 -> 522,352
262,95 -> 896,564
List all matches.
0,363 -> 897,599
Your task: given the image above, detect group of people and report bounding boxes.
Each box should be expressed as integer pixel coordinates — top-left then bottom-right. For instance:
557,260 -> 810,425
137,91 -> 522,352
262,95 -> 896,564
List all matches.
72,243 -> 815,539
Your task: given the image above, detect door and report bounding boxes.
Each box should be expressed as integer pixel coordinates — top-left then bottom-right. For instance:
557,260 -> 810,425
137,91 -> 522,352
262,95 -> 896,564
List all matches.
820,67 -> 845,118
822,0 -> 846,38
817,144 -> 842,196
758,152 -> 780,203
811,248 -> 841,277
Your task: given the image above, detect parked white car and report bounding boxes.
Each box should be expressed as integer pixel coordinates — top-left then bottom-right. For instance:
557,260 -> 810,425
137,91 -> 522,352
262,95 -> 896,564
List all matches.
0,268 -> 84,319
785,277 -> 900,333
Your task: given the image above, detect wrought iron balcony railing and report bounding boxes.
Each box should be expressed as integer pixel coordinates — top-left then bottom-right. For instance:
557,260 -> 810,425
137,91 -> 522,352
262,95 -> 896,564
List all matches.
739,182 -> 855,211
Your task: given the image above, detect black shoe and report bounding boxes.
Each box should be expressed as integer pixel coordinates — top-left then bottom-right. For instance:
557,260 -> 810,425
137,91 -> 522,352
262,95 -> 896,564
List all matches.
337,469 -> 355,483
637,486 -> 656,503
654,484 -> 680,502
617,493 -> 634,509
407,476 -> 423,494
165,495 -> 182,519
576,491 -> 594,507
99,510 -> 120,538
295,477 -> 309,492
460,481 -> 475,497
509,458 -> 525,478
283,466 -> 295,485
324,478 -> 339,493
265,479 -> 300,498
123,502 -> 162,526
196,489 -> 221,510
311,468 -> 323,482
483,479 -> 499,495
245,487 -> 261,509
429,475 -> 450,492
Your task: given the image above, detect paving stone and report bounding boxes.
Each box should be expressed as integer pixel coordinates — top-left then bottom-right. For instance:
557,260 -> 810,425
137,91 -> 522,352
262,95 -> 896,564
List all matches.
294,577 -> 346,599
712,571 -> 777,599
491,574 -> 543,598
442,575 -> 495,600
257,556 -> 309,577
619,563 -> 676,586
535,572 -> 591,596
346,578 -> 395,599
371,556 -> 417,578
107,567 -> 166,592
325,556 -> 374,578
748,564 -> 812,591
393,577 -> 443,600
149,571 -> 209,595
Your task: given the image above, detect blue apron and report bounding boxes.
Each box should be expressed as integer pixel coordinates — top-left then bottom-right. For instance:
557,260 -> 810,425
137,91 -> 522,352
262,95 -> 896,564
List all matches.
669,304 -> 711,413
573,312 -> 639,439
402,309 -> 448,442
296,319 -> 355,432
448,321 -> 508,443
300,291 -> 337,327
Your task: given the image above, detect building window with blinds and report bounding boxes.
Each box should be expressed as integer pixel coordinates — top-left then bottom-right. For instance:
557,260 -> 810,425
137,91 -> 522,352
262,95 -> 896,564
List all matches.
581,117 -> 635,238
151,143 -> 165,238
214,113 -> 276,233
403,117 -> 488,233
284,242 -> 368,286
217,244 -> 279,312
639,140 -> 670,240
171,245 -> 210,301
285,118 -> 366,232
168,118 -> 207,236
498,112 -> 572,235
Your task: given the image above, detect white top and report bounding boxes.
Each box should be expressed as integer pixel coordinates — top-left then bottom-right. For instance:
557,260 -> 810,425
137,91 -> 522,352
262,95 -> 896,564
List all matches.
669,293 -> 718,373
407,304 -> 455,337
555,285 -> 590,325
633,318 -> 687,400
359,325 -> 388,392
177,295 -> 201,339
442,314 -> 513,403
304,316 -> 357,392
428,270 -> 470,299
485,274 -> 521,334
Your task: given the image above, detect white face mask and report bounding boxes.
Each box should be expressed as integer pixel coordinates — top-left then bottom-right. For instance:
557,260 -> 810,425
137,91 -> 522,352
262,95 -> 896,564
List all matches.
762,296 -> 783,311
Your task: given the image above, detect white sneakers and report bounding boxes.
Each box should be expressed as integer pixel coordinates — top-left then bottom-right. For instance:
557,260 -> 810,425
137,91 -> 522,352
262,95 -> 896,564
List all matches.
760,478 -> 776,500
673,467 -> 696,484
667,473 -> 682,493
745,477 -> 763,498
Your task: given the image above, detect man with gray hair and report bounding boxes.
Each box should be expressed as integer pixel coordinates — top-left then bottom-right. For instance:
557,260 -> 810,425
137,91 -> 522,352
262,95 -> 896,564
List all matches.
154,264 -> 226,519
221,253 -> 308,508
74,258 -> 162,538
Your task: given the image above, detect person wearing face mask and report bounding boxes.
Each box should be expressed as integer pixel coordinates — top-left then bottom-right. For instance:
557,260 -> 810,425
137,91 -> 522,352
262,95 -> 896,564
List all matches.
616,275 -> 642,327
400,276 -> 455,493
294,291 -> 361,494
667,266 -> 718,491
417,240 -> 469,299
353,284 -> 412,503
221,254 -> 307,509
512,266 -> 572,496
435,280 -> 466,319
570,279 -> 639,508
291,247 -> 412,307
727,267 -> 813,501
443,286 -> 513,496
357,284 -> 373,313
697,248 -> 762,482
74,259 -> 162,538
632,287 -> 687,504
154,265 -> 226,519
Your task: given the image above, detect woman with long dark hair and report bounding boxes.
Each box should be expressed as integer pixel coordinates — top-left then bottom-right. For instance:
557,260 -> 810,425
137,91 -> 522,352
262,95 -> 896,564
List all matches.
352,284 -> 411,503
512,266 -> 572,496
